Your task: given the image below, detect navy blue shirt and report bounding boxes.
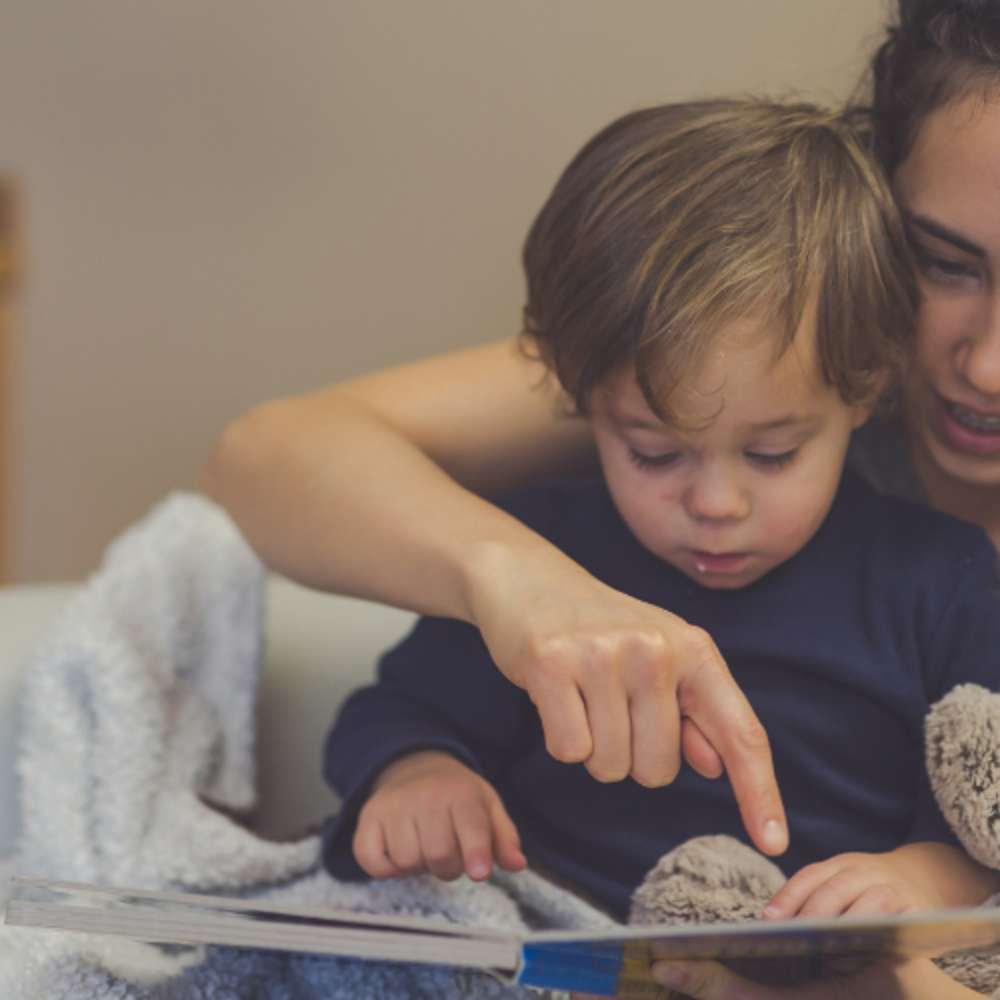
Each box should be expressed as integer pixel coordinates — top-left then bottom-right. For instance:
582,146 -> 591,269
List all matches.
322,471 -> 1000,921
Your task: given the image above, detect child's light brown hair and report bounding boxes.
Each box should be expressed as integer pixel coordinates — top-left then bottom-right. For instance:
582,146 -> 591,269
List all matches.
521,99 -> 918,423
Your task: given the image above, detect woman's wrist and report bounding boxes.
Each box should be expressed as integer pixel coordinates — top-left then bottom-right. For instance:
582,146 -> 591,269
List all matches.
459,531 -> 580,629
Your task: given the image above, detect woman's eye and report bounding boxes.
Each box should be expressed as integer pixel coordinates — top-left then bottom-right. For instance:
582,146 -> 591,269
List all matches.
913,246 -> 980,284
627,447 -> 680,470
745,449 -> 798,469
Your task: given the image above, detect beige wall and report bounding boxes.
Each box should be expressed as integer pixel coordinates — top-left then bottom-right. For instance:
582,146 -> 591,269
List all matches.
0,0 -> 889,580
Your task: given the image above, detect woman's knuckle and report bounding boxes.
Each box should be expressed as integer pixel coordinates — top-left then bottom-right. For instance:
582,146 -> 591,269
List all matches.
627,653 -> 671,693
732,718 -> 771,753
681,625 -> 716,659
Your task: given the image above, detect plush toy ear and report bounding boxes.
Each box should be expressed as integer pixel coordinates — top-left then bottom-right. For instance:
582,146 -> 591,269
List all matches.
629,834 -> 784,926
926,683 -> 1000,871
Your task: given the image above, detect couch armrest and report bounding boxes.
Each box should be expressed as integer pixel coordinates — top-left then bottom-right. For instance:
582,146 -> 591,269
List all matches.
254,578 -> 416,839
0,578 -> 417,857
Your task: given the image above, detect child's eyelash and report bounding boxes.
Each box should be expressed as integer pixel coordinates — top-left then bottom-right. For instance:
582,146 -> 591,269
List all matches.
627,448 -> 680,469
745,450 -> 798,468
628,448 -> 799,469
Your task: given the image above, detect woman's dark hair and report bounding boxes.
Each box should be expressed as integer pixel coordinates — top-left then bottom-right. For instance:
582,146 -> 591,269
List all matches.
870,0 -> 1000,173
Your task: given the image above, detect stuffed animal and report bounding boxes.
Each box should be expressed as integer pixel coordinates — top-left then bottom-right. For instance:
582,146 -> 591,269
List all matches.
627,683 -> 1000,996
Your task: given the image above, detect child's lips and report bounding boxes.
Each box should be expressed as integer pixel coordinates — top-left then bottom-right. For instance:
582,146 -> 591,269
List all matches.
689,550 -> 751,575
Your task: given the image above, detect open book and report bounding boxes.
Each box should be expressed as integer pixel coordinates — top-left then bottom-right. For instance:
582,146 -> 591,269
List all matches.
6,875 -> 1000,996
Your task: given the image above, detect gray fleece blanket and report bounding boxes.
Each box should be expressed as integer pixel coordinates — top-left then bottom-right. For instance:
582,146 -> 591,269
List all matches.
0,494 -> 615,999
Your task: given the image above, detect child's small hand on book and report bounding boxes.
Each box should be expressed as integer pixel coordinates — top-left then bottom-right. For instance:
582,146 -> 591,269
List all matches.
352,750 -> 527,881
761,852 -> 933,921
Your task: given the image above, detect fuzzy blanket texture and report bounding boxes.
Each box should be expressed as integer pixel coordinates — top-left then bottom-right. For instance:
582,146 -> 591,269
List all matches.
0,495 -> 612,999
2,493 -> 1000,998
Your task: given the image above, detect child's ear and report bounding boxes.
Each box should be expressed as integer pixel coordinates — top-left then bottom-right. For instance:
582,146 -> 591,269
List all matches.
850,402 -> 875,430
850,371 -> 890,430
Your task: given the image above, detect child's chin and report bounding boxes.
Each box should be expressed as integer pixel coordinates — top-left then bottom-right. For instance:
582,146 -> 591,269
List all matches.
688,574 -> 755,590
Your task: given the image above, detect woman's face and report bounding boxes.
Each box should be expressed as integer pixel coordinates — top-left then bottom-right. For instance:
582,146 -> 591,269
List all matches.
895,92 -> 1000,493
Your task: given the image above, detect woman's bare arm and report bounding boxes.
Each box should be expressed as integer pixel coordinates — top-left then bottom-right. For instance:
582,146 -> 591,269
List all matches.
202,335 -> 788,857
202,336 -> 596,620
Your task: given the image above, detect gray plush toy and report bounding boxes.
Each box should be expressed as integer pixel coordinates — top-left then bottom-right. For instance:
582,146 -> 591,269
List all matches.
627,683 -> 1000,997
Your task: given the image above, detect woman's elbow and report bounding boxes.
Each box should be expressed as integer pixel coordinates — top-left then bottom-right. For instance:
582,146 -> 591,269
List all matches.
201,399 -> 292,507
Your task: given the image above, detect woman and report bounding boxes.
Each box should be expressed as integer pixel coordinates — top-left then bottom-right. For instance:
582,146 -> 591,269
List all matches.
204,1 -> 1000,995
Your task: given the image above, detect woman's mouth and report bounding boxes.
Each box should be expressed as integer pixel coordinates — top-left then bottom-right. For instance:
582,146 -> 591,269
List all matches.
936,394 -> 1000,456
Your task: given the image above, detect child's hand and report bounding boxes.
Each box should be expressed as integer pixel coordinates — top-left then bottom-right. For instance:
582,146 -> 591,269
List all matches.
352,750 -> 526,882
762,852 -> 934,920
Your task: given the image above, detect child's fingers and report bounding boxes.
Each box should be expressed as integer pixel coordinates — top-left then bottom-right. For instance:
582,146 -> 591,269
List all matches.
795,869 -> 888,919
353,817 -> 402,879
763,860 -> 841,918
843,885 -> 907,917
487,796 -> 526,872
416,808 -> 465,881
451,798 -> 498,880
383,814 -> 425,876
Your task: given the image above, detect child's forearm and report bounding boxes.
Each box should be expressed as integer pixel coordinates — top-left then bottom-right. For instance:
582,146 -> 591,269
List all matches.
887,842 -> 1000,908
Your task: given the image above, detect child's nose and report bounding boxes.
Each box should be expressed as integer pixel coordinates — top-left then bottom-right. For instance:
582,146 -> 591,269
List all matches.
683,472 -> 751,523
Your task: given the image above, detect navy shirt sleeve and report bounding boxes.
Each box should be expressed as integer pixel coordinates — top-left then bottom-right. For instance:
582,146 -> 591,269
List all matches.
318,467 -> 574,881
323,615 -> 538,877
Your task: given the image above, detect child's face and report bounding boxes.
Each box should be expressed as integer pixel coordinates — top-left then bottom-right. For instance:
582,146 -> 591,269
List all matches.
589,313 -> 872,589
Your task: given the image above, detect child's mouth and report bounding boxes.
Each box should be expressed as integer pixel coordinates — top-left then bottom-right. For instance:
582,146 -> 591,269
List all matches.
690,550 -> 750,575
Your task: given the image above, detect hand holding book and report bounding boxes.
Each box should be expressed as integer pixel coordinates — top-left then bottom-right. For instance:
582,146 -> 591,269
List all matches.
7,876 -> 1000,997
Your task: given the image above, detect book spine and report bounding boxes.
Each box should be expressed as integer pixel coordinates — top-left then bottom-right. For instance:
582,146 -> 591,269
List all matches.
517,940 -> 664,996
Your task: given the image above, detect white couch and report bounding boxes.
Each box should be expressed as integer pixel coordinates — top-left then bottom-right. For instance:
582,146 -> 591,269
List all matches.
0,577 -> 417,858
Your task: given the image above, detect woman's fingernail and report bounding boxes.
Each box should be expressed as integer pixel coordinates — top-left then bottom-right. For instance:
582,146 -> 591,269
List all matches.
763,819 -> 787,854
762,904 -> 781,920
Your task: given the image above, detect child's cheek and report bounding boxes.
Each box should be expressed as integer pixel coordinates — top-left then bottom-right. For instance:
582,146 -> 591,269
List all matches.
756,481 -> 835,561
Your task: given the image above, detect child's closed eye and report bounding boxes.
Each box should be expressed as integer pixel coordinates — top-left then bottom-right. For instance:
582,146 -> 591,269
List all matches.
745,449 -> 798,469
627,447 -> 681,470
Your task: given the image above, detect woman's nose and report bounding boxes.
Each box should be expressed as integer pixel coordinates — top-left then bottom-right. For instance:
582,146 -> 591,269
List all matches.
958,297 -> 1000,399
